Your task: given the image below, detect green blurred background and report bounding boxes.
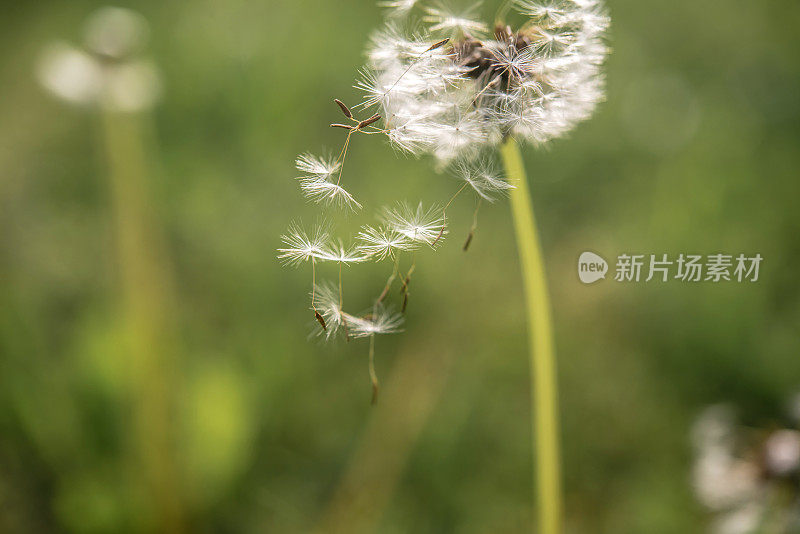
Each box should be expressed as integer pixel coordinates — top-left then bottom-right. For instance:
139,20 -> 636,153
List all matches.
1,0 -> 799,532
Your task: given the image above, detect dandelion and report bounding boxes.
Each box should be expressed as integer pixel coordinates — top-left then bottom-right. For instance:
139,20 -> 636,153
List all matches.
280,3 -> 610,511
356,0 -> 609,164
691,402 -> 800,534
36,7 -> 161,112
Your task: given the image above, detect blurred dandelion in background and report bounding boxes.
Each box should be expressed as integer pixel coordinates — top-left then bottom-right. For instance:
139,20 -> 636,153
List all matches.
692,397 -> 800,534
36,7 -> 185,533
37,6 -> 160,112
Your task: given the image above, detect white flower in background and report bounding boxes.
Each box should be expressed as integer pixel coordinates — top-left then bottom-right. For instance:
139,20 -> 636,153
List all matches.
37,6 -> 161,112
691,401 -> 800,534
83,6 -> 149,59
764,429 -> 800,477
37,43 -> 104,106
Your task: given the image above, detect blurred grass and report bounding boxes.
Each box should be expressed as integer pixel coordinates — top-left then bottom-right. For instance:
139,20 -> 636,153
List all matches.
1,0 -> 799,532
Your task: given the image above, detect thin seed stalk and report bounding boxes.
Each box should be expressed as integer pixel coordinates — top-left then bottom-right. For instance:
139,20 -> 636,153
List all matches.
500,137 -> 561,534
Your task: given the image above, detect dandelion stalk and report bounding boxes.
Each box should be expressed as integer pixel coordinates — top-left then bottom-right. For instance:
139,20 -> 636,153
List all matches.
100,109 -> 185,534
500,137 -> 561,534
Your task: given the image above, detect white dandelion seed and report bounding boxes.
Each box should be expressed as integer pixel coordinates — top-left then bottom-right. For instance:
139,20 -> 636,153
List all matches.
423,3 -> 489,37
356,225 -> 418,261
357,0 -> 609,162
319,240 -> 367,264
342,305 -> 405,338
486,39 -> 538,81
295,153 -> 361,210
296,153 -> 339,179
380,202 -> 447,246
378,0 -> 419,18
277,223 -> 331,266
452,158 -> 513,201
311,282 -> 345,339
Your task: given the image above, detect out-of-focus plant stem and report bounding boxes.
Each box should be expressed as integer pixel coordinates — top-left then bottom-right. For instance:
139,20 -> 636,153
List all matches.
500,137 -> 562,534
100,108 -> 185,534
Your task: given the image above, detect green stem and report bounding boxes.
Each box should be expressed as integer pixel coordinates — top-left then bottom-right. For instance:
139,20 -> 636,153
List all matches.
500,137 -> 562,534
100,110 -> 185,534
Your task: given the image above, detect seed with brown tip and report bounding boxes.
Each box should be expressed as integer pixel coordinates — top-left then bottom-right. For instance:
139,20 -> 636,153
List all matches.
357,114 -> 382,130
426,38 -> 450,52
334,98 -> 352,119
315,311 -> 327,330
463,231 -> 474,251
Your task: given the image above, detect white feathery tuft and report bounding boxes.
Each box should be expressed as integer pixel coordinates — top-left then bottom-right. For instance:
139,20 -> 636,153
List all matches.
295,153 -> 361,210
380,202 -> 447,246
343,305 -> 405,338
356,225 -> 418,261
277,223 -> 331,266
452,158 -> 513,201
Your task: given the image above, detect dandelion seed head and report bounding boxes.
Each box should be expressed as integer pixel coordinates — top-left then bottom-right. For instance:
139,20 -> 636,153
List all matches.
83,6 -> 149,60
360,0 -> 609,162
37,43 -> 104,105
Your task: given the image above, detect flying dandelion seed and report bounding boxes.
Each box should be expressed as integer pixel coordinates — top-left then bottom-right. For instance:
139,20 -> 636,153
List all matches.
356,225 -> 418,261
452,157 -> 513,201
380,202 -> 447,247
277,222 -> 332,266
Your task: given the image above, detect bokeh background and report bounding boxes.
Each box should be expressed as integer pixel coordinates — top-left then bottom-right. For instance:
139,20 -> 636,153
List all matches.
2,0 -> 799,532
